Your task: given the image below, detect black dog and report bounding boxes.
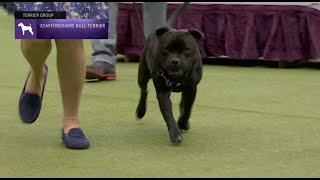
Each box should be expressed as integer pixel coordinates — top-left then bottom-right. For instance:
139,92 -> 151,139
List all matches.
135,2 -> 205,145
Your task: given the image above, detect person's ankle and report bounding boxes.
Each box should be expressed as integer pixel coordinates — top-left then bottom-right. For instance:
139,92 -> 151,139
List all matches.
63,118 -> 80,134
63,125 -> 80,134
25,66 -> 47,95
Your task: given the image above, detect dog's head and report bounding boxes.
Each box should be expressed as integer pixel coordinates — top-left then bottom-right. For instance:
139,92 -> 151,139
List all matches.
155,26 -> 205,77
18,22 -> 23,27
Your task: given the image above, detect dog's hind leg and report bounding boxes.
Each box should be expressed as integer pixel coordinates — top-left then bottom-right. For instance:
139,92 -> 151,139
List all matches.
136,55 -> 151,119
177,86 -> 197,131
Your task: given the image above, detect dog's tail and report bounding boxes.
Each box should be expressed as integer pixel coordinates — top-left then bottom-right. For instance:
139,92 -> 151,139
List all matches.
29,23 -> 32,27
165,2 -> 190,28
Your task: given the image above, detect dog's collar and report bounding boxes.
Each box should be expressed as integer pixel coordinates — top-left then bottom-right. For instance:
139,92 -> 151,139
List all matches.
158,68 -> 182,87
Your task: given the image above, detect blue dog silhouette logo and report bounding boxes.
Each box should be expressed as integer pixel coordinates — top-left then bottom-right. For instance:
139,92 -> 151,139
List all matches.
17,22 -> 34,36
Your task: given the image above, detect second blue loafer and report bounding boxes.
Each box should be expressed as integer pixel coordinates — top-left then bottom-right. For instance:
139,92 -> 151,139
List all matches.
62,128 -> 90,149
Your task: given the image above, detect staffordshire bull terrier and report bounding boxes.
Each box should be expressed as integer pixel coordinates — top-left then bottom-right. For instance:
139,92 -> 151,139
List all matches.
135,2 -> 205,145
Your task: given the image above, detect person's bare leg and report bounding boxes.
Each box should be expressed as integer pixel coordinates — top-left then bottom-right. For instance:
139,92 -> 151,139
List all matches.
21,40 -> 51,95
55,40 -> 86,134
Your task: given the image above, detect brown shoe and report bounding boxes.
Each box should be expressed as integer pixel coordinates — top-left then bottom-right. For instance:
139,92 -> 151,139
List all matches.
125,54 -> 140,63
86,61 -> 116,81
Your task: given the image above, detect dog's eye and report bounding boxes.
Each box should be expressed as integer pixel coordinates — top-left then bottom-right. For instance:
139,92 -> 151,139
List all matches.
161,49 -> 169,55
185,48 -> 192,53
184,48 -> 192,56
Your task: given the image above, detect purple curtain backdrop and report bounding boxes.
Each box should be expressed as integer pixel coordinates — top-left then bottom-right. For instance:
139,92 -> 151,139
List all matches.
116,3 -> 320,62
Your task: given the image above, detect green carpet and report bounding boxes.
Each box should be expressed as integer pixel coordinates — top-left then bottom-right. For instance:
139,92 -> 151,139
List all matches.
1,10 -> 320,178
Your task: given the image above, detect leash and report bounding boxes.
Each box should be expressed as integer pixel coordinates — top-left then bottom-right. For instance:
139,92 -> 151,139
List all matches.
133,2 -> 146,42
132,2 -> 190,43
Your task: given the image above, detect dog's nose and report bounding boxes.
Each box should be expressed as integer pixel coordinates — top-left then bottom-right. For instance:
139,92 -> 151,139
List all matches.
171,59 -> 180,65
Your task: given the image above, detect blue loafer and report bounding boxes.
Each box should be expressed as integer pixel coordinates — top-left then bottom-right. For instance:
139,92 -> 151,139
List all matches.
18,65 -> 48,123
62,128 -> 90,149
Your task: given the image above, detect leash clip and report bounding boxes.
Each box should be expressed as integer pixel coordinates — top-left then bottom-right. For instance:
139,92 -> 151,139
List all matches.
158,69 -> 173,87
165,80 -> 173,87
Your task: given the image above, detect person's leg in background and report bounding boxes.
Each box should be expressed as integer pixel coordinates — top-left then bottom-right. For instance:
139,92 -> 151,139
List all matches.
143,2 -> 167,38
86,2 -> 118,81
126,2 -> 167,62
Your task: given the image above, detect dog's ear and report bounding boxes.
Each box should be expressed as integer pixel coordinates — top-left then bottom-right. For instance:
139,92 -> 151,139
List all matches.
188,28 -> 205,42
156,26 -> 170,38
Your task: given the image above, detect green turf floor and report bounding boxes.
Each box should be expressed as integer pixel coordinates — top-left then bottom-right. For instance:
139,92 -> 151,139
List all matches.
1,10 -> 320,178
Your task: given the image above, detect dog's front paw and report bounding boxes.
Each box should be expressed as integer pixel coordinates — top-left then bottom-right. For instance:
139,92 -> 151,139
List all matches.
169,129 -> 183,145
177,119 -> 190,132
136,103 -> 146,119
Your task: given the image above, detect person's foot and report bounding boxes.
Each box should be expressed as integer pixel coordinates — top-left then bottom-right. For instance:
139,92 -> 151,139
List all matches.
86,61 -> 116,81
125,54 -> 140,63
62,127 -> 90,149
19,65 -> 48,123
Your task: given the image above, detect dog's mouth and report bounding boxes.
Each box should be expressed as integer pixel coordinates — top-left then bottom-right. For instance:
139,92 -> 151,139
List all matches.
168,69 -> 183,76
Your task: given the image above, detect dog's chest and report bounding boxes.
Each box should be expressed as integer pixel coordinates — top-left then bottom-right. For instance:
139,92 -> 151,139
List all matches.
172,82 -> 183,92
158,73 -> 185,92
